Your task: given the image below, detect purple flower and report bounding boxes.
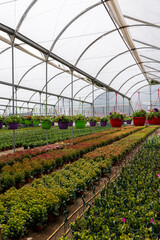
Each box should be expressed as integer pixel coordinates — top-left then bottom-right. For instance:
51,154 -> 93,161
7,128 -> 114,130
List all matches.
109,112 -> 112,115
154,108 -> 158,112
150,219 -> 155,224
122,218 -> 126,223
157,174 -> 160,178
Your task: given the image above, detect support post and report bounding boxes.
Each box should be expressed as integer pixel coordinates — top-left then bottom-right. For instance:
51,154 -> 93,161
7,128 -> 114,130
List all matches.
39,93 -> 42,115
92,81 -> 94,117
71,69 -> 74,138
45,61 -> 48,116
150,85 -> 152,110
123,97 -> 124,113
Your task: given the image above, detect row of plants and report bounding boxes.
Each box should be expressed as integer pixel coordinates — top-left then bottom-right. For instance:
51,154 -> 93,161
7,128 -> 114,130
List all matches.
65,130 -> 160,239
0,127 -> 141,191
0,124 -> 111,151
0,126 -> 157,239
0,127 -> 123,169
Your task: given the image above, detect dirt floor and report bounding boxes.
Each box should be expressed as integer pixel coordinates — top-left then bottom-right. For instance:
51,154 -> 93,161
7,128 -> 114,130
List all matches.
1,128 -> 160,240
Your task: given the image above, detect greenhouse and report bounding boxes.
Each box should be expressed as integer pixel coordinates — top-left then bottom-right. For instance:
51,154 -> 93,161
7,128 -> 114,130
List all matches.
0,0 -> 160,239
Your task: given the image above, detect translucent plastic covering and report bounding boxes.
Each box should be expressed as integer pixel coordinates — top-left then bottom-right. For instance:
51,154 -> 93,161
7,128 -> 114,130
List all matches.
0,0 -> 160,115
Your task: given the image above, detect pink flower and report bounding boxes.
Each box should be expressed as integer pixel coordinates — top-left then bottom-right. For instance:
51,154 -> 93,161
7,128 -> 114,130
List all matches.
157,174 -> 160,178
150,219 -> 155,224
122,218 -> 126,223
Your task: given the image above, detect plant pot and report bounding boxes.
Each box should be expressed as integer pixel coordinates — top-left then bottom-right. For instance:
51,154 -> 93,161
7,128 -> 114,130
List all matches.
133,117 -> 146,126
58,121 -> 68,129
51,122 -> 54,126
36,173 -> 42,178
152,116 -> 160,125
25,177 -> 31,183
0,122 -> 3,129
25,119 -> 31,125
35,224 -> 44,232
110,119 -> 123,127
77,190 -> 84,197
75,120 -> 86,129
90,121 -> 96,127
67,196 -> 74,205
100,121 -> 107,127
16,182 -> 22,189
41,121 -> 51,129
48,213 -> 54,222
68,121 -> 73,127
9,122 -> 19,129
126,120 -> 132,124
148,118 -> 153,125
33,120 -> 40,126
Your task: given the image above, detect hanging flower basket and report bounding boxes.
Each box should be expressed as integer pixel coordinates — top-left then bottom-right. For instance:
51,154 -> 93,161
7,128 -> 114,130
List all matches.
68,121 -> 73,127
126,120 -> 132,124
100,121 -> 107,127
58,121 -> 68,129
152,116 -> 160,125
33,120 -> 40,126
148,118 -> 153,125
75,120 -> 86,129
51,122 -> 54,126
25,119 -> 31,125
9,122 -> 19,129
110,119 -> 123,127
41,121 -> 52,129
133,117 -> 146,126
90,121 -> 96,127
0,122 -> 3,129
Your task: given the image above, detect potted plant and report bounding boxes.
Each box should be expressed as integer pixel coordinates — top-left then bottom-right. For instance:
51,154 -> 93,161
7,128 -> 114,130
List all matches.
109,112 -> 124,127
50,115 -> 56,126
125,116 -> 132,124
4,115 -> 20,129
24,115 -> 32,125
100,117 -> 108,127
56,115 -> 69,129
74,114 -> 86,129
68,116 -> 74,127
132,109 -> 146,126
146,111 -> 154,125
88,116 -> 97,127
152,108 -> 160,125
19,116 -> 25,125
0,116 -> 4,129
40,116 -> 52,129
32,116 -> 40,126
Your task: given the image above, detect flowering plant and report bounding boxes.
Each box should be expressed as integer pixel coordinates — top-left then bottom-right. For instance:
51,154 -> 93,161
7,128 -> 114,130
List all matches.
56,114 -> 69,122
125,116 -> 132,121
100,117 -> 108,122
0,116 -> 4,122
40,116 -> 51,122
132,109 -> 146,117
67,115 -> 74,122
32,115 -> 40,121
153,108 -> 160,118
109,112 -> 125,120
146,111 -> 154,120
74,114 -> 86,121
24,115 -> 32,120
88,116 -> 97,123
4,115 -> 20,124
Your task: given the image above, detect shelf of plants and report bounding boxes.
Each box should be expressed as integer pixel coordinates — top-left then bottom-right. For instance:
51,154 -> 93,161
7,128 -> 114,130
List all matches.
0,126 -> 158,239
62,128 -> 160,240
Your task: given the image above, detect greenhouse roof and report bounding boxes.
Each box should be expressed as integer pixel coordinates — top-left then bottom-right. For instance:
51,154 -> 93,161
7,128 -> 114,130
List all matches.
0,0 -> 160,114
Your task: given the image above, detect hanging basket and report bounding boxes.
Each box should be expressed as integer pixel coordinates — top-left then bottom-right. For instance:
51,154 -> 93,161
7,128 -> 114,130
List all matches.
58,121 -> 68,129
100,121 -> 107,127
75,120 -> 86,129
68,121 -> 73,127
51,122 -> 54,126
90,121 -> 96,127
110,119 -> 123,127
0,122 -> 3,129
25,119 -> 31,125
133,117 -> 146,126
148,118 -> 153,125
33,120 -> 40,126
8,122 -> 19,130
152,116 -> 160,125
126,120 -> 132,124
41,121 -> 51,129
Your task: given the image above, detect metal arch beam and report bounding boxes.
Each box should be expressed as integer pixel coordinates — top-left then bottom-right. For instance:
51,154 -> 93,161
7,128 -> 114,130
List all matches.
41,71 -> 64,91
108,61 -> 154,87
84,87 -> 105,102
0,46 -> 11,55
140,55 -> 160,64
0,23 -> 130,100
49,2 -> 102,53
130,84 -> 150,99
95,47 -> 154,79
118,71 -> 159,92
15,0 -> 38,32
73,83 -> 92,98
125,80 -> 147,95
148,72 -> 160,79
59,78 -> 80,96
144,65 -> 160,73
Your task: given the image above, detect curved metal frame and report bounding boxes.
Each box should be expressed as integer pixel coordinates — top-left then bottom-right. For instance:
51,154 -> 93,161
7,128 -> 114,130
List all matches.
49,2 -> 102,53
118,70 -> 159,92
73,83 -> 92,98
108,61 -> 154,86
125,80 -> 147,95
130,84 -> 150,99
84,87 -> 105,102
